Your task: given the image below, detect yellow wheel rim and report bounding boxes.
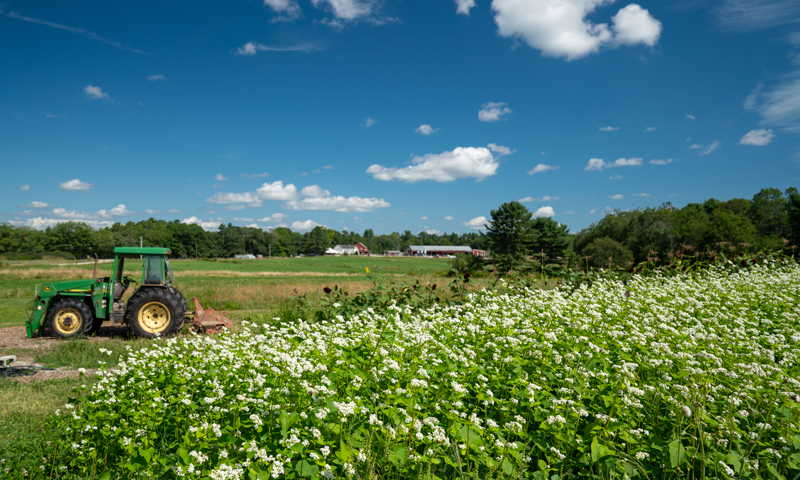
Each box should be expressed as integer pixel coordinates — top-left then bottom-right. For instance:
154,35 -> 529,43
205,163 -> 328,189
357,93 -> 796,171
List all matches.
138,301 -> 171,333
55,308 -> 83,335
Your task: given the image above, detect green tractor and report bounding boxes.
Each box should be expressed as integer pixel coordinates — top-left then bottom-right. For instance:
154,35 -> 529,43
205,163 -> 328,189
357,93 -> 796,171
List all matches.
26,247 -> 188,339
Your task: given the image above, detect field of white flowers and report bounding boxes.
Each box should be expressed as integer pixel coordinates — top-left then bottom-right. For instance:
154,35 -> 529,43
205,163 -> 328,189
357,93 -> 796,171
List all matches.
54,262 -> 800,479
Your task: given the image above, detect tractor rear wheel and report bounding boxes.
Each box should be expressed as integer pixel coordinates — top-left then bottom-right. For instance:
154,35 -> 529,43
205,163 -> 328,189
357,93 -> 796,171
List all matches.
47,297 -> 93,339
87,317 -> 104,335
125,288 -> 183,338
169,286 -> 188,331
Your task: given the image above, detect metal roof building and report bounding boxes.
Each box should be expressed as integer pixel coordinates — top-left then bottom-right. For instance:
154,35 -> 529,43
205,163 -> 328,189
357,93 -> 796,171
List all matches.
407,245 -> 473,255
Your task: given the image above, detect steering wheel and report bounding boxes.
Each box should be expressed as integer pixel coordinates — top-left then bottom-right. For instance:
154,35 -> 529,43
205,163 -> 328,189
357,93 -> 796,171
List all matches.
122,275 -> 137,286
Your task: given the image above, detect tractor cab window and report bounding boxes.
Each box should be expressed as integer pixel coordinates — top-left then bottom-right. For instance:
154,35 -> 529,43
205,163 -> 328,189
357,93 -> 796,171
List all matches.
165,258 -> 175,284
143,255 -> 164,284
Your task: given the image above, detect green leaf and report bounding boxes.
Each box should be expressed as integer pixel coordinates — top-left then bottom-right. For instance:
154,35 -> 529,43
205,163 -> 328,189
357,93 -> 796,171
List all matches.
139,447 -> 155,463
337,439 -> 354,462
538,459 -> 548,471
178,447 -> 190,465
669,440 -> 689,468
295,459 -> 319,477
388,445 -> 408,466
280,411 -> 299,437
591,437 -> 615,463
97,471 -> 112,480
501,457 -> 517,476
724,452 -> 742,473
458,425 -> 483,446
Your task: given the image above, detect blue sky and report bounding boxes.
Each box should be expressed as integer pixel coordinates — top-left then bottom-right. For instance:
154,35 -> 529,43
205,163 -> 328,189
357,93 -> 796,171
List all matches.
2,0 -> 800,235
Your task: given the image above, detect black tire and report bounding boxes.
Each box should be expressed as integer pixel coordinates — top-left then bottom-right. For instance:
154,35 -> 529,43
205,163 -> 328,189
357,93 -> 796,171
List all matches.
47,297 -> 93,339
87,317 -> 104,335
125,288 -> 184,339
169,287 -> 188,330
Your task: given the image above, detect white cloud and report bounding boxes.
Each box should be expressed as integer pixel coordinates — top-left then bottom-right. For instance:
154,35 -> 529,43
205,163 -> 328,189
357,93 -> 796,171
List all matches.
311,0 -> 376,21
285,195 -> 390,213
744,84 -> 762,111
716,0 -> 800,31
257,213 -> 288,223
226,205 -> 248,211
9,217 -> 112,230
609,194 -> 624,200
83,85 -> 108,100
215,174 -> 228,181
528,163 -> 559,175
491,0 -> 662,60
301,185 -> 331,198
20,184 -> 31,191
323,165 -> 334,169
257,181 -> 301,201
144,208 -> 181,215
263,0 -> 302,19
533,206 -> 555,217
645,126 -> 656,132
609,174 -> 622,180
487,143 -> 516,155
520,195 -> 560,202
689,144 -> 703,149
462,216 -> 489,230
107,204 -> 134,216
455,0 -> 477,15
650,158 -> 673,165
421,216 -> 428,220
444,216 -> 454,220
59,179 -> 95,191
206,181 -> 300,207
50,203 -> 132,220
599,126 -> 620,131
478,102 -> 511,122
745,77 -> 800,127
607,157 -> 642,167
589,209 -> 598,215
415,124 -> 437,135
147,74 -> 165,81
585,158 -> 606,171
632,193 -> 651,197
21,201 -> 50,208
611,4 -> 662,46
700,140 -> 721,156
241,172 -> 270,179
236,42 -> 319,55
182,216 -> 221,231
207,192 -> 263,207
363,116 -> 377,127
292,219 -> 325,231
367,146 -> 500,183
686,113 -> 696,120
740,128 -> 776,146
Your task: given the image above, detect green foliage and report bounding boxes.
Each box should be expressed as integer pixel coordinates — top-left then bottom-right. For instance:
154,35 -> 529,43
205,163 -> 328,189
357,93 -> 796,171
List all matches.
581,237 -> 634,268
448,253 -> 487,277
484,201 -> 534,275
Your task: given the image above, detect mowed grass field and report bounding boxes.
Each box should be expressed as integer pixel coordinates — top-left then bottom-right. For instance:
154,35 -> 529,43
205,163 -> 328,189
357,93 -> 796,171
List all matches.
0,256 -> 455,328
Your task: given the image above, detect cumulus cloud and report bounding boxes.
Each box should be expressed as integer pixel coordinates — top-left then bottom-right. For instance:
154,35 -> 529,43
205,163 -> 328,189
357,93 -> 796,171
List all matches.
21,201 -> 50,208
444,216 -> 454,220
456,0 -> 476,15
292,219 -> 325,231
700,140 -> 721,156
367,146 -> 500,183
607,157 -> 642,167
147,74 -> 165,81
20,184 -> 31,191
609,194 -> 624,200
257,213 -> 288,223
215,174 -> 228,181
599,126 -> 620,131
519,195 -> 560,202
421,216 -> 428,220
311,0 -> 377,21
301,185 -> 331,198
182,216 -> 221,231
487,143 -> 516,155
650,158 -> 673,165
59,179 -> 95,192
363,116 -> 377,127
262,0 -> 303,20
740,128 -> 776,146
415,124 -> 437,135
533,206 -> 555,217
83,85 -> 108,100
589,209 -> 598,215
632,193 -> 651,197
9,217 -> 112,230
285,195 -> 390,213
206,180 -> 300,207
106,204 -> 135,217
528,163 -> 559,175
462,216 -> 489,230
585,158 -> 606,171
478,102 -> 512,122
491,0 -> 662,60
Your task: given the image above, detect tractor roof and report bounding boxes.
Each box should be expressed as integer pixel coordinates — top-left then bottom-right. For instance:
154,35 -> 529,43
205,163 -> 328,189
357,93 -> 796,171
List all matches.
113,247 -> 171,256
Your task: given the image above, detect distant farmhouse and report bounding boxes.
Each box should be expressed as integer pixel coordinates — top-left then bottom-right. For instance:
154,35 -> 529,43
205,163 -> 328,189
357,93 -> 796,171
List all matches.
407,245 -> 483,257
328,242 -> 370,255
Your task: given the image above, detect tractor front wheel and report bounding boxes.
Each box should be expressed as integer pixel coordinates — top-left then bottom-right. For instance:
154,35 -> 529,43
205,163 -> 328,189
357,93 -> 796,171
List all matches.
125,288 -> 183,338
47,297 -> 93,339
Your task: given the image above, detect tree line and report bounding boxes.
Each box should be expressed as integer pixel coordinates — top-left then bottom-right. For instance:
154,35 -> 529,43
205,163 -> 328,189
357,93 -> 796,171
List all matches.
2,187 -> 796,272
0,219 -> 488,260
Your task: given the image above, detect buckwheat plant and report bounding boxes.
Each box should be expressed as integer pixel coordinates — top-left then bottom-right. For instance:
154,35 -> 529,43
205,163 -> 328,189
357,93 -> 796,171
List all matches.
53,262 -> 800,479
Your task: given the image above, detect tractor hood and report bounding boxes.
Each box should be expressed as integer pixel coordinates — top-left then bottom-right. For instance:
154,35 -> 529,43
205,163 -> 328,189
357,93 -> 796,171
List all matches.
39,278 -> 102,296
